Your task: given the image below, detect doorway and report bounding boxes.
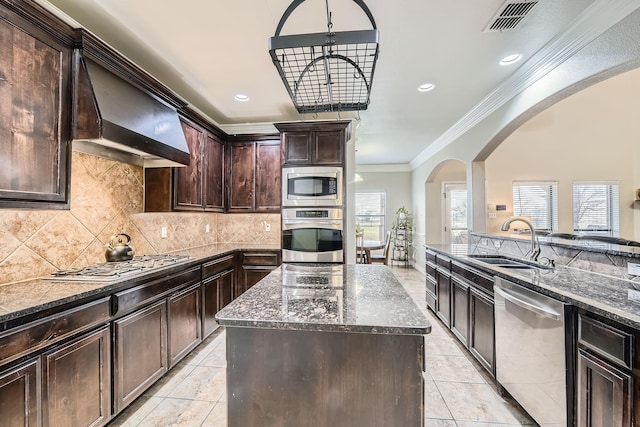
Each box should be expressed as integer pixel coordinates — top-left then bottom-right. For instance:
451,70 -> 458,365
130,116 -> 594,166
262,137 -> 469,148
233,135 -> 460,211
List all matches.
442,182 -> 467,245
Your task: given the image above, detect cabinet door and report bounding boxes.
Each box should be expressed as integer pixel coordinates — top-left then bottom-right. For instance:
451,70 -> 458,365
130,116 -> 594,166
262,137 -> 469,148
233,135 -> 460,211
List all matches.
203,132 -> 225,211
238,267 -> 274,298
577,348 -> 632,427
168,283 -> 202,368
255,141 -> 281,212
226,142 -> 255,212
174,118 -> 204,210
451,276 -> 470,347
113,300 -> 167,413
281,132 -> 311,164
0,10 -> 71,208
0,358 -> 40,427
426,276 -> 437,312
313,130 -> 344,165
202,274 -> 223,338
435,270 -> 451,327
469,287 -> 495,376
218,269 -> 235,310
43,326 -> 111,427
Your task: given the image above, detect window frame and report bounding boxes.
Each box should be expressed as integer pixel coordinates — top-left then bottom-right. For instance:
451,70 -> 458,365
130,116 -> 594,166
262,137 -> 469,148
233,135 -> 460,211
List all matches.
572,181 -> 620,237
511,181 -> 559,233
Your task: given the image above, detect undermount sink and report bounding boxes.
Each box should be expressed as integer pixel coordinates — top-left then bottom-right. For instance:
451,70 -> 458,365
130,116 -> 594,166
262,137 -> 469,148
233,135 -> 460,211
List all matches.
468,255 -> 552,270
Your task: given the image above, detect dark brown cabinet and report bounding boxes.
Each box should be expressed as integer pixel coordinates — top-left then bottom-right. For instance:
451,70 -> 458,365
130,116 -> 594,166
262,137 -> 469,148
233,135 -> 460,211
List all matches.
113,300 -> 168,413
577,313 -> 635,427
168,283 -> 201,368
469,287 -> 495,376
276,121 -> 351,166
435,255 -> 451,327
202,254 -> 236,338
145,116 -> 225,212
174,117 -> 225,212
226,138 -> 281,213
451,276 -> 470,347
0,358 -> 40,426
0,1 -> 73,209
43,326 -> 111,427
237,250 -> 281,298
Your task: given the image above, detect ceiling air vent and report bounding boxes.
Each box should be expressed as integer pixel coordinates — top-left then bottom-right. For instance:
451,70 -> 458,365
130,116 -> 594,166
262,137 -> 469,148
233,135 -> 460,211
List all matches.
484,0 -> 539,32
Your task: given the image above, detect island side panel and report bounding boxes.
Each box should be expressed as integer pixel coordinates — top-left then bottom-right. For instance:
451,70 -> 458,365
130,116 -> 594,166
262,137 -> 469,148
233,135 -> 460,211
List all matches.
226,326 -> 425,427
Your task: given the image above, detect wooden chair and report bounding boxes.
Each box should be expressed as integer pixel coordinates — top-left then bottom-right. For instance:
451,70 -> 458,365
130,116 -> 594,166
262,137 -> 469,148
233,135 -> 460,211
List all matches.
370,231 -> 391,265
356,231 -> 367,263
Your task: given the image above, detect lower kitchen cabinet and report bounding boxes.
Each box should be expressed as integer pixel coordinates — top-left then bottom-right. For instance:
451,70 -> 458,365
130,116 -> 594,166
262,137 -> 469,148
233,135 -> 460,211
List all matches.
113,300 -> 168,414
201,254 -> 236,338
0,357 -> 40,426
168,283 -> 202,368
451,276 -> 470,346
469,286 -> 495,376
576,312 -> 635,427
435,268 -> 451,327
237,250 -> 281,298
42,326 -> 111,427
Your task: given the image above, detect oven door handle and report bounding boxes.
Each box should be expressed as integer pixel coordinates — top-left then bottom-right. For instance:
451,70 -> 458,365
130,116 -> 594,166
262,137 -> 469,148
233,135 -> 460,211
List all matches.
283,220 -> 342,228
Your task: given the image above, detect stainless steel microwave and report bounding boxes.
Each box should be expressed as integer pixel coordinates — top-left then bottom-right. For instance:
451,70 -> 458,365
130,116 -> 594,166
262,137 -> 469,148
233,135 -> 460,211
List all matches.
281,166 -> 343,207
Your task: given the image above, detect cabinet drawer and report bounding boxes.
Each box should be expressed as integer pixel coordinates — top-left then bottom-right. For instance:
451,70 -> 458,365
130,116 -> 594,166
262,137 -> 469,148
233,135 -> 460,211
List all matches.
578,314 -> 633,369
242,251 -> 281,267
0,297 -> 111,365
425,261 -> 436,280
113,267 -> 201,316
425,250 -> 437,263
451,261 -> 494,294
426,276 -> 436,296
436,255 -> 450,269
202,254 -> 236,279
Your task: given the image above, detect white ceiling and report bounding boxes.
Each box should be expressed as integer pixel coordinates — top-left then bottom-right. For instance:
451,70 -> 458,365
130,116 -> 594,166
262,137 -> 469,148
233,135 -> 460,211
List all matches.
38,0 -> 637,166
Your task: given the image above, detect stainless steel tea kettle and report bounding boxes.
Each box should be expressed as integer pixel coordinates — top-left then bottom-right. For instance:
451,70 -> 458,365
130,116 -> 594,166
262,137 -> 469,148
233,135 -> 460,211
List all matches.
105,233 -> 135,262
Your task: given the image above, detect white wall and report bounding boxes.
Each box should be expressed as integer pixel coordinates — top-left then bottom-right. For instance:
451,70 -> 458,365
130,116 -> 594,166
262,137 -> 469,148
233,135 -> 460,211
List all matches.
355,166 -> 412,235
485,68 -> 640,237
409,9 -> 640,270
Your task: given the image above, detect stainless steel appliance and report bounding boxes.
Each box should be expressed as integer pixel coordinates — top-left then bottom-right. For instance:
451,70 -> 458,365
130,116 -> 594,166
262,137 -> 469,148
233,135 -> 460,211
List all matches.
494,277 -> 569,427
281,166 -> 343,207
282,208 -> 343,263
281,264 -> 345,322
43,254 -> 193,282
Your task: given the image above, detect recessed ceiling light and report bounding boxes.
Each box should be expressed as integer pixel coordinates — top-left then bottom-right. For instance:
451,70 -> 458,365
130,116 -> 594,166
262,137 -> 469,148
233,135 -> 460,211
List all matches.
417,83 -> 435,92
234,94 -> 250,102
499,54 -> 522,66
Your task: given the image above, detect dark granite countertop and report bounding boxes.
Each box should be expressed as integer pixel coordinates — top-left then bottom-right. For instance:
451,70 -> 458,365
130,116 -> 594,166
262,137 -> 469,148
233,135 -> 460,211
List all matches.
425,244 -> 640,330
215,264 -> 432,335
0,243 -> 281,325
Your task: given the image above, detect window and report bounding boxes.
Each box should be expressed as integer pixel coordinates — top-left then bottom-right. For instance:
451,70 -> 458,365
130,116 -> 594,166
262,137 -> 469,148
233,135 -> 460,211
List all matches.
512,181 -> 558,232
355,192 -> 385,242
573,183 -> 619,236
443,183 -> 467,245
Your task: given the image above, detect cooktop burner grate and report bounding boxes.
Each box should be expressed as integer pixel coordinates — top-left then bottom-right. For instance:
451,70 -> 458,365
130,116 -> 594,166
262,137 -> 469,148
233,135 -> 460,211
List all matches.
44,254 -> 193,282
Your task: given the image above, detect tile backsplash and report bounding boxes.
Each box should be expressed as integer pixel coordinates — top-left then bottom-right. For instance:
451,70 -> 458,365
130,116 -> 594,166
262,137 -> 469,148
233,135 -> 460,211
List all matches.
0,152 -> 280,286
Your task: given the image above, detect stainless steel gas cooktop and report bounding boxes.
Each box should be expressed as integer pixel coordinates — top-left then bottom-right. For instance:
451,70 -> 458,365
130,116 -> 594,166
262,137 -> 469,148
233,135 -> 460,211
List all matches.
44,254 -> 193,282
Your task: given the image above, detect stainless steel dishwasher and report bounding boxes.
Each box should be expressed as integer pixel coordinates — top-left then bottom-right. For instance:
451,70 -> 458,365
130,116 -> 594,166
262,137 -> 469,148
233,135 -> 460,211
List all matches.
494,277 -> 569,427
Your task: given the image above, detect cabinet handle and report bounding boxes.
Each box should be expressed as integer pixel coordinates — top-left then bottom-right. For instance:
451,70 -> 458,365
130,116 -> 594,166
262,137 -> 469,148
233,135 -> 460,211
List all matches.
46,332 -> 58,341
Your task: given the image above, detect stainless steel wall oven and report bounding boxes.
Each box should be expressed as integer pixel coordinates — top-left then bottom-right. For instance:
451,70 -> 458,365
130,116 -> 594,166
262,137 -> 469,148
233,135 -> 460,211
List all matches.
282,208 -> 343,263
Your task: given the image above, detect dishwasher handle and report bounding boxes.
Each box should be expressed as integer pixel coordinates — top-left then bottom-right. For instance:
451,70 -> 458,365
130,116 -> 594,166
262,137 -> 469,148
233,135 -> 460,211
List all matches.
494,285 -> 562,321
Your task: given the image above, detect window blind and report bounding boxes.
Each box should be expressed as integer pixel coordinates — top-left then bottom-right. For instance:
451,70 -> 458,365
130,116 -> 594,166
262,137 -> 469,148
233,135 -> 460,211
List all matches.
512,182 -> 558,232
573,183 -> 619,236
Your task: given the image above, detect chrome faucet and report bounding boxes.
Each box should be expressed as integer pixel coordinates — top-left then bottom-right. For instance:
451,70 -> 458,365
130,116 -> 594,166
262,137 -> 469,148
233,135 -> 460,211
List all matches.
500,217 -> 541,262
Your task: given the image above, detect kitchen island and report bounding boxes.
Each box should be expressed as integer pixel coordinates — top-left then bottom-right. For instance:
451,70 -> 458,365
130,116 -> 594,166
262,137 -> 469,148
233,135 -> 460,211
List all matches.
216,263 -> 431,427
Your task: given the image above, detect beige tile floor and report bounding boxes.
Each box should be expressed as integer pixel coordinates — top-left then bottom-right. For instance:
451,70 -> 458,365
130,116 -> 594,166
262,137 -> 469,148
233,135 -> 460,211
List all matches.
108,265 -> 536,427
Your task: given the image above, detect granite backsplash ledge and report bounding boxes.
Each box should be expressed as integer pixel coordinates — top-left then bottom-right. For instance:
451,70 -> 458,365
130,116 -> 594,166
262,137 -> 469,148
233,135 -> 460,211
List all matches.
0,152 -> 280,286
469,232 -> 640,282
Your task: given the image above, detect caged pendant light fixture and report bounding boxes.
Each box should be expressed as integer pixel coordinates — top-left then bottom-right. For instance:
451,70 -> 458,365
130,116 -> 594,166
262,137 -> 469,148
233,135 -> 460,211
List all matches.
268,0 -> 380,114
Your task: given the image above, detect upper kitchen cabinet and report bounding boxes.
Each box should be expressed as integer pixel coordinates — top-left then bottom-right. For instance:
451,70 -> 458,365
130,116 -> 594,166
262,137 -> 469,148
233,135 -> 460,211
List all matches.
226,136 -> 281,213
173,116 -> 224,212
275,121 -> 351,166
145,112 -> 225,212
0,0 -> 74,209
